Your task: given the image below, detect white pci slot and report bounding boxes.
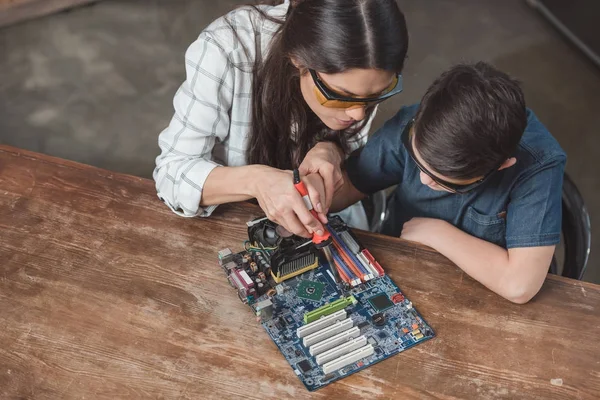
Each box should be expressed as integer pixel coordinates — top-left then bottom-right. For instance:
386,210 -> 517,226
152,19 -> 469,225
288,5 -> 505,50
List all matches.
315,336 -> 368,365
296,310 -> 347,338
309,327 -> 360,356
322,344 -> 374,375
302,318 -> 353,347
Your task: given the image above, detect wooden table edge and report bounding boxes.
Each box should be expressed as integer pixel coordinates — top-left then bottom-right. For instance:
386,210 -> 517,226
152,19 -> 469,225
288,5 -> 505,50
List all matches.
1,144 -> 595,290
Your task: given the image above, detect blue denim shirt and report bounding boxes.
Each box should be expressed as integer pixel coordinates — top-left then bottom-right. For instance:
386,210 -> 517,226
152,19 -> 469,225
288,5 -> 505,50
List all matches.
346,105 -> 566,249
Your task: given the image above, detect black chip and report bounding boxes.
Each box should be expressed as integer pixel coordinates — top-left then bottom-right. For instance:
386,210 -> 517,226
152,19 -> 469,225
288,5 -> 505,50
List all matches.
368,293 -> 394,311
275,322 -> 282,330
297,360 -> 312,373
378,332 -> 387,339
295,349 -> 302,357
278,317 -> 287,326
357,321 -> 369,329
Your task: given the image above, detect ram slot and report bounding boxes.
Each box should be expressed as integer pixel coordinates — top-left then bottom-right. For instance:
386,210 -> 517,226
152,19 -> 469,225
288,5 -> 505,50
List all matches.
322,344 -> 374,374
315,336 -> 368,365
308,327 -> 360,356
330,249 -> 360,286
332,240 -> 370,282
329,228 -> 372,280
296,310 -> 347,338
339,230 -> 361,255
302,318 -> 353,347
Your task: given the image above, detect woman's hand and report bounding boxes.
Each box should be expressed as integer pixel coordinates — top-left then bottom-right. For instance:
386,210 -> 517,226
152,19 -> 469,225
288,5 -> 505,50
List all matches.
299,142 -> 344,214
251,166 -> 327,238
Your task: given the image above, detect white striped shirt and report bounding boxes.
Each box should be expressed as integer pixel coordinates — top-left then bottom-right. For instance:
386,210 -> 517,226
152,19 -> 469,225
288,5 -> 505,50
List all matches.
153,2 -> 374,222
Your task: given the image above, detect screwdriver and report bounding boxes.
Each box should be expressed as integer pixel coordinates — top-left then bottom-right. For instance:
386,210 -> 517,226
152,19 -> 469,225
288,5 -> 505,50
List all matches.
292,169 -> 339,282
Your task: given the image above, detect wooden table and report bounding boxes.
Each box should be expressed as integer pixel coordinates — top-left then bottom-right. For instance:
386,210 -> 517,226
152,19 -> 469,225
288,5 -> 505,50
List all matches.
1,145 -> 599,400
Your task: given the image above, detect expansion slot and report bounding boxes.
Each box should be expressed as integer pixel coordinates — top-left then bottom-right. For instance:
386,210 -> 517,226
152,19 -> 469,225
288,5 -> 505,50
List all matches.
315,336 -> 368,365
296,310 -> 347,338
321,344 -> 374,374
308,327 -> 361,356
303,296 -> 357,324
302,318 -> 354,347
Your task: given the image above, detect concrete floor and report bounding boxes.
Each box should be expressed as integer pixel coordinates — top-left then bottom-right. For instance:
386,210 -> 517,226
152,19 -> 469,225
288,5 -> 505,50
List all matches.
1,0 -> 599,283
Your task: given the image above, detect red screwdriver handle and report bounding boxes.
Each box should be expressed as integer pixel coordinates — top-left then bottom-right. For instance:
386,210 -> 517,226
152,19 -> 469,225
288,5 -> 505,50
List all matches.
293,169 -> 331,246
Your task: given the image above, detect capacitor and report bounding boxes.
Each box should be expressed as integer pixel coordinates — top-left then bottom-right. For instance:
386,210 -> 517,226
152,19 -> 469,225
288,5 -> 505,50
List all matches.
242,254 -> 251,264
258,282 -> 264,290
258,272 -> 266,281
250,262 -> 258,273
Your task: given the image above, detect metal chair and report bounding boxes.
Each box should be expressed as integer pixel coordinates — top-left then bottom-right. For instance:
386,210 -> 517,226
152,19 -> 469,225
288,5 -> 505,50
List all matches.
550,173 -> 591,280
363,173 -> 591,280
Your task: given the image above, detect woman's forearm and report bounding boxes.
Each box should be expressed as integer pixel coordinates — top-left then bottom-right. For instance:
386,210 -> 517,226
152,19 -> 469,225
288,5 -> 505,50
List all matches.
200,165 -> 266,206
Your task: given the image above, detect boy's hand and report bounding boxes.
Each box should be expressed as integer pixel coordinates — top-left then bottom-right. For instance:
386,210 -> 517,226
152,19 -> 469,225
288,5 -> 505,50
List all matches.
400,217 -> 450,246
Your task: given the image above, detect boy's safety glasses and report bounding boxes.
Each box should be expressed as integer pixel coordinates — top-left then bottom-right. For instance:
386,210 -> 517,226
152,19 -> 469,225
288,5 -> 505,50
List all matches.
402,119 -> 501,194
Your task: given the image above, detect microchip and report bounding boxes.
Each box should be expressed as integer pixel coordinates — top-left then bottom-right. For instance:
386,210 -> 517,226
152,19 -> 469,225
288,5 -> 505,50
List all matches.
323,373 -> 336,381
278,317 -> 287,327
378,332 -> 387,339
297,280 -> 325,301
297,360 -> 312,374
368,293 -> 394,311
295,349 -> 302,357
357,321 -> 369,329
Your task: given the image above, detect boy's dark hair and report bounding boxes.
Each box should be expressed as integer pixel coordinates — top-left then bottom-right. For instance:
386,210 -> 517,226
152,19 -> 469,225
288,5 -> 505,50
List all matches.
413,62 -> 527,180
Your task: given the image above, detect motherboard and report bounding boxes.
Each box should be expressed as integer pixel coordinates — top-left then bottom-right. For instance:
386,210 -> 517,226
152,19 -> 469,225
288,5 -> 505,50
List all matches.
218,215 -> 434,391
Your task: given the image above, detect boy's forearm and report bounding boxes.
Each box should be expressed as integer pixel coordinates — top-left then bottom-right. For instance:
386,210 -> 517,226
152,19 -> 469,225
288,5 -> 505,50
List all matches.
329,171 -> 367,212
407,219 -> 549,304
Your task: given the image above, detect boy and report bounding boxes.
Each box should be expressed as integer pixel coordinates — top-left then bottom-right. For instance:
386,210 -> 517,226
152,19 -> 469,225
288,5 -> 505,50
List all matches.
331,62 -> 566,304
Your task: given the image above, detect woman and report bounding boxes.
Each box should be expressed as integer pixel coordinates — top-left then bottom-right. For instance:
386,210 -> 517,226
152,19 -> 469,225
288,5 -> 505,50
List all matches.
154,0 -> 408,237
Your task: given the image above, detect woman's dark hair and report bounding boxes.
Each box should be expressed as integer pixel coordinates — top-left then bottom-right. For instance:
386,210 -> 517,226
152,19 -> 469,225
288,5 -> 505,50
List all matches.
243,0 -> 408,169
413,62 -> 527,180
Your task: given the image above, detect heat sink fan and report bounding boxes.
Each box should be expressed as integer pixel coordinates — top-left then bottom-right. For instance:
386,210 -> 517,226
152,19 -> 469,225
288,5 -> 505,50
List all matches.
248,218 -> 319,283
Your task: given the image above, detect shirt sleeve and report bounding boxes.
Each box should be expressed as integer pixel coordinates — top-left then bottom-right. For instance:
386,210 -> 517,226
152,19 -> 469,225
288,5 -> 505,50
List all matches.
344,108 -> 409,194
153,32 -> 235,218
505,155 -> 566,248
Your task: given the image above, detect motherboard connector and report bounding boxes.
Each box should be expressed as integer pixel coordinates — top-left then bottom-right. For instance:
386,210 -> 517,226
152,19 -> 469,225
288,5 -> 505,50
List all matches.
302,318 -> 354,347
303,296 -> 357,324
322,344 -> 374,374
308,327 -> 360,356
217,248 -> 234,265
254,299 -> 273,322
315,336 -> 368,365
296,310 -> 347,338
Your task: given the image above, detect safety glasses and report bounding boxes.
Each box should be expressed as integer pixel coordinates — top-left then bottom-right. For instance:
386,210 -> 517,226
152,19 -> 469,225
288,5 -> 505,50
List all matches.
402,119 -> 501,194
309,69 -> 403,109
